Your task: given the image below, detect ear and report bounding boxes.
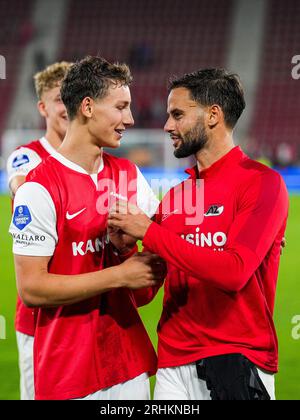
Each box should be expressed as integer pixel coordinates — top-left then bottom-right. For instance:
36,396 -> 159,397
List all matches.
207,104 -> 222,127
81,97 -> 94,118
37,100 -> 47,118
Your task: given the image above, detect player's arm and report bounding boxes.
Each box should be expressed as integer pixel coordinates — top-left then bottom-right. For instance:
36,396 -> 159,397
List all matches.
9,175 -> 26,197
109,172 -> 289,293
6,147 -> 42,197
14,253 -> 161,308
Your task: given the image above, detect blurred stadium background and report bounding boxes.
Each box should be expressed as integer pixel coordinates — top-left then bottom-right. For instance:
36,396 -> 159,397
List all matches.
0,0 -> 300,400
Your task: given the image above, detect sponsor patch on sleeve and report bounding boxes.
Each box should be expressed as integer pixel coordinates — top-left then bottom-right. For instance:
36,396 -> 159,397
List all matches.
13,205 -> 32,231
12,154 -> 30,168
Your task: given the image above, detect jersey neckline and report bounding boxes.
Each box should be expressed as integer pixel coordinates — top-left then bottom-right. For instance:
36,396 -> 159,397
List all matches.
47,146 -> 104,176
39,137 -> 57,156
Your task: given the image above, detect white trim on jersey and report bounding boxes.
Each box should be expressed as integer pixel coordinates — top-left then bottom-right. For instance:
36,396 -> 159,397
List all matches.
49,149 -> 104,184
10,182 -> 58,256
39,136 -> 57,155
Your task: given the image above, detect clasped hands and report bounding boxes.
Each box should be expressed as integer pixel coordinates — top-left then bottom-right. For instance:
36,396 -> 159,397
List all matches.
108,199 -> 153,242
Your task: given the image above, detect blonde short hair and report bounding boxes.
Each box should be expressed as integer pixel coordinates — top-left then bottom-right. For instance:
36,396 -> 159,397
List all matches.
34,61 -> 72,99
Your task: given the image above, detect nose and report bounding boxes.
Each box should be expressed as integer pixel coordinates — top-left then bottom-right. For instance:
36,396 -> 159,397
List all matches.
124,109 -> 134,127
164,116 -> 174,133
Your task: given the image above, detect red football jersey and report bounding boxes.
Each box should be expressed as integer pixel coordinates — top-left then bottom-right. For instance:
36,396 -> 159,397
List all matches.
10,150 -> 158,400
7,138 -> 53,336
143,146 -> 289,373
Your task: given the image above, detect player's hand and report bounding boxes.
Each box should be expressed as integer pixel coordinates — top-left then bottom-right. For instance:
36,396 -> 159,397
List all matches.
108,200 -> 152,240
108,225 -> 137,255
280,237 -> 287,255
120,252 -> 167,289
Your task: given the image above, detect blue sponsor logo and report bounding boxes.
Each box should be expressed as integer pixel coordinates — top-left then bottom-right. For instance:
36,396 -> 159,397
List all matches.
13,206 -> 32,231
12,154 -> 30,168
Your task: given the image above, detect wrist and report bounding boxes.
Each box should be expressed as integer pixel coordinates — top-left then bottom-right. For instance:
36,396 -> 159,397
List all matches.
140,220 -> 153,240
110,265 -> 127,288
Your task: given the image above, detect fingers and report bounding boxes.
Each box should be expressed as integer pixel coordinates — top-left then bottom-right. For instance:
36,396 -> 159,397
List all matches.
138,252 -> 163,261
110,200 -> 142,216
136,254 -> 167,280
128,202 -> 142,215
108,212 -> 125,221
108,212 -> 129,231
110,200 -> 128,215
131,253 -> 166,271
107,215 -> 124,230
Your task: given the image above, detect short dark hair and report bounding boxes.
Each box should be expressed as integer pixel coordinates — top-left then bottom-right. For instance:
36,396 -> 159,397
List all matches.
168,68 -> 245,128
61,55 -> 133,120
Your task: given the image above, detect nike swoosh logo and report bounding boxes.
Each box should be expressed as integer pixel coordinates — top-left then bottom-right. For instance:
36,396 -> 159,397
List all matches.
66,208 -> 86,220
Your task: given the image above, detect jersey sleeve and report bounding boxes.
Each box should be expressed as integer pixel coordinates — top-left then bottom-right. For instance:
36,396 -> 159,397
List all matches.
143,171 -> 289,293
136,165 -> 159,218
9,182 -> 58,256
6,147 -> 42,185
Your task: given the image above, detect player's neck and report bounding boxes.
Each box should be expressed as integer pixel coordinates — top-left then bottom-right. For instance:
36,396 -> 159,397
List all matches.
195,132 -> 235,171
44,128 -> 64,150
58,126 -> 103,174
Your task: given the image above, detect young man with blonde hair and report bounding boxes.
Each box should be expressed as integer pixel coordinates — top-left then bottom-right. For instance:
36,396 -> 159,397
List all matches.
6,61 -> 72,399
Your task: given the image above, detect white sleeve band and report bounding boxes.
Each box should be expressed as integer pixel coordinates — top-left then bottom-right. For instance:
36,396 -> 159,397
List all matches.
136,165 -> 159,218
6,147 -> 42,184
9,182 -> 58,256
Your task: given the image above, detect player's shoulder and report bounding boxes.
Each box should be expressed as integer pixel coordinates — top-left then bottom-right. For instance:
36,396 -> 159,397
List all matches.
6,141 -> 43,176
240,154 -> 283,184
26,155 -> 57,183
11,139 -> 42,156
238,155 -> 288,205
13,178 -> 49,199
19,139 -> 41,151
8,139 -> 40,158
103,152 -> 137,171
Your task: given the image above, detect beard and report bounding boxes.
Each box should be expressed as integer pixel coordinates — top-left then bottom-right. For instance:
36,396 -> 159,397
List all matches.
174,120 -> 208,159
